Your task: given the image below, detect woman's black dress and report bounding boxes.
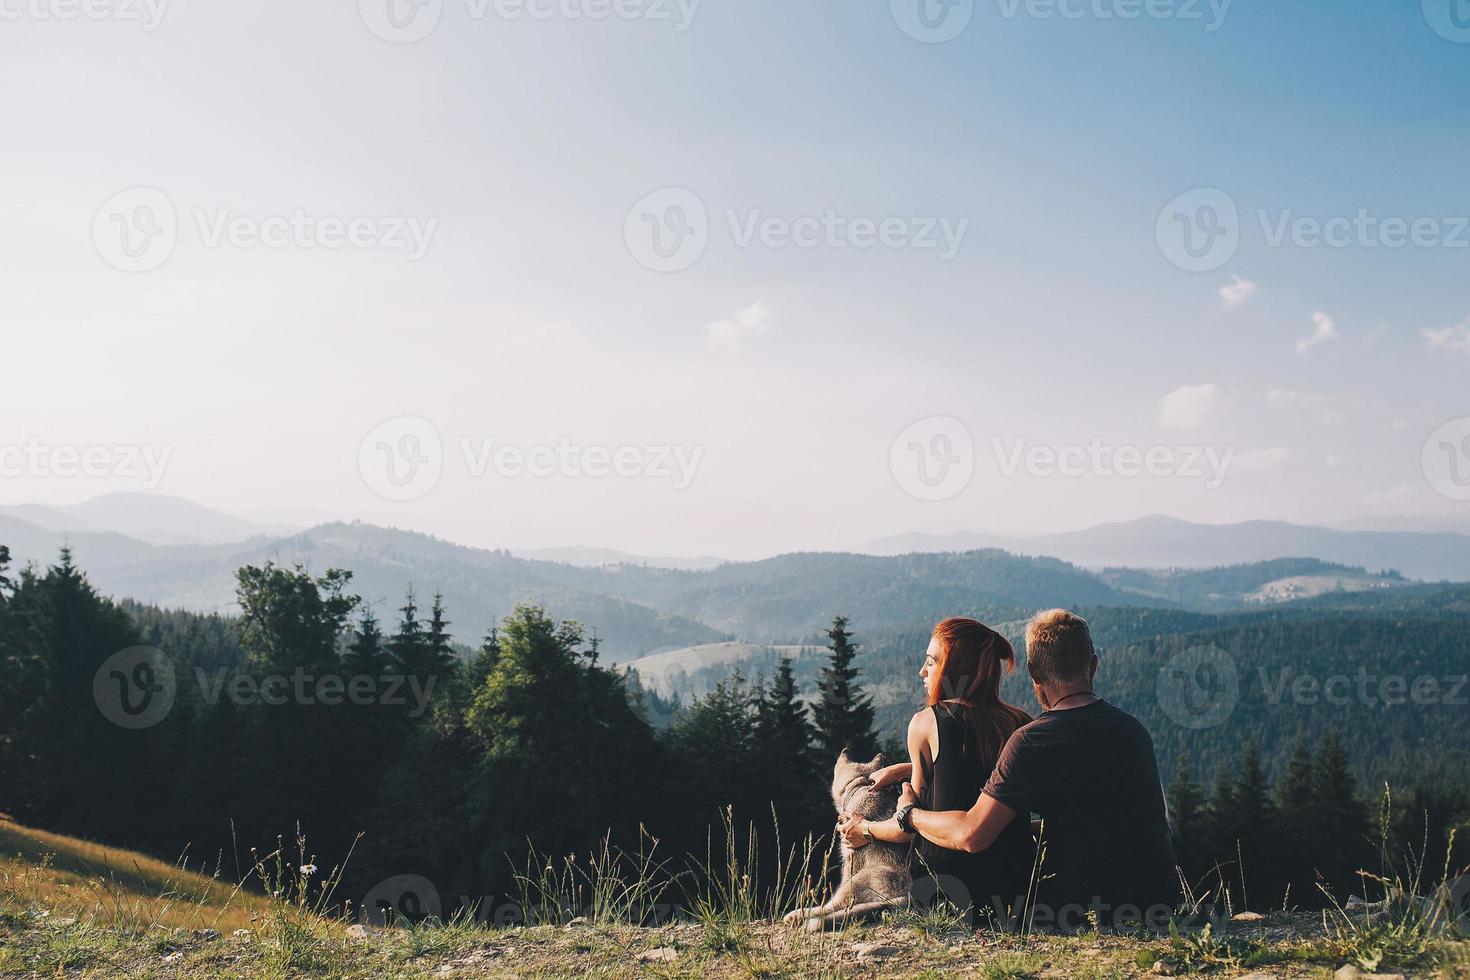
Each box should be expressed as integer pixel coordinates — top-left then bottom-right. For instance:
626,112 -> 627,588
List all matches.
916,702 -> 1037,927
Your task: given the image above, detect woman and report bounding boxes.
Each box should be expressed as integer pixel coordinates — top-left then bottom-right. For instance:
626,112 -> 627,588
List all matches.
839,617 -> 1035,926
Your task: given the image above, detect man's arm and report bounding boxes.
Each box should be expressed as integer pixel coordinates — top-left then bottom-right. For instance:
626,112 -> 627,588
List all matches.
902,784 -> 1020,854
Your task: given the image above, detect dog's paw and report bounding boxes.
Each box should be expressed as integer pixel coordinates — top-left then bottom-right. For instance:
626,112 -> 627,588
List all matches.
802,916 -> 825,933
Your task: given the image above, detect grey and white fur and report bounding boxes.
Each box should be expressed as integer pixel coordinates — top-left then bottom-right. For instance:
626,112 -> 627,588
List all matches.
783,750 -> 913,931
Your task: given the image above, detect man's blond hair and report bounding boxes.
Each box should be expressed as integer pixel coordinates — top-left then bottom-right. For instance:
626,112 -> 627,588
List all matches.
1024,608 -> 1095,686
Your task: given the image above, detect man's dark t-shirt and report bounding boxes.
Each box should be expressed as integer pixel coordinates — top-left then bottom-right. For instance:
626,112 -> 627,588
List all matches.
982,699 -> 1179,925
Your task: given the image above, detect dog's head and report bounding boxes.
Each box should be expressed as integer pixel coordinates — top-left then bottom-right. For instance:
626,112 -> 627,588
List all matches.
830,749 -> 884,809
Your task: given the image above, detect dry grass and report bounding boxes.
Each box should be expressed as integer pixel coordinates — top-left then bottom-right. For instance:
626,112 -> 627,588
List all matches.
0,817 -> 272,933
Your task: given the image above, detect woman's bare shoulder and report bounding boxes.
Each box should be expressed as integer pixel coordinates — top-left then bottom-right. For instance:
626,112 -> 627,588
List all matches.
907,707 -> 937,735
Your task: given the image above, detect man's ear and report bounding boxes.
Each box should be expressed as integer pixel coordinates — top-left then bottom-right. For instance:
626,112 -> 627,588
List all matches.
1090,653 -> 1099,681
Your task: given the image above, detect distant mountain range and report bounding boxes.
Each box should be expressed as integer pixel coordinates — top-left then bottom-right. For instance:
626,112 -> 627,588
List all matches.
0,493 -> 295,546
2,494 -> 1468,658
510,546 -> 728,572
863,514 -> 1470,582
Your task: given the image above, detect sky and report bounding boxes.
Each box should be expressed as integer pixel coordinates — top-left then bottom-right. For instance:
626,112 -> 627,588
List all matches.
2,0 -> 1469,558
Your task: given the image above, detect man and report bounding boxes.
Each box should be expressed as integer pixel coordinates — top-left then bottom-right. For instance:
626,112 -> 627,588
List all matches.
894,609 -> 1179,931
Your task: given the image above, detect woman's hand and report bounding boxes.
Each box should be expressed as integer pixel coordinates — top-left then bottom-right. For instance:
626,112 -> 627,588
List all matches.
898,781 -> 918,811
869,763 -> 911,791
837,813 -> 870,850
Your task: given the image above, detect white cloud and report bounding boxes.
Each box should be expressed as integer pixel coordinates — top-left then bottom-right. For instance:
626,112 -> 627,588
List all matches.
1232,446 -> 1291,473
1158,383 -> 1218,430
706,301 -> 773,353
1423,317 -> 1470,356
1218,275 -> 1257,309
1296,311 -> 1339,353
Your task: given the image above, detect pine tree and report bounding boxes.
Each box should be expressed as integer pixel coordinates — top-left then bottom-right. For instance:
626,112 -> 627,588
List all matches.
751,656 -> 822,831
426,592 -> 456,675
389,589 -> 426,677
1167,750 -> 1207,882
1232,737 -> 1275,900
1273,734 -> 1319,895
812,616 -> 877,760
465,627 -> 500,693
1311,729 -> 1369,890
343,609 -> 388,677
1205,765 -> 1238,883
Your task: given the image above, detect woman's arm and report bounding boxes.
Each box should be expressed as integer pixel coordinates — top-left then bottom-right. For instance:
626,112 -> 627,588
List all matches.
868,762 -> 912,791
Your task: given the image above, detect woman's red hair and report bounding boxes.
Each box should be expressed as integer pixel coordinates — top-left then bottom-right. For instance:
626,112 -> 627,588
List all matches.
926,617 -> 1031,768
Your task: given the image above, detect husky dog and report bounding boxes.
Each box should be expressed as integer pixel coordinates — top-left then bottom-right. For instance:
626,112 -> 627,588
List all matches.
783,750 -> 912,931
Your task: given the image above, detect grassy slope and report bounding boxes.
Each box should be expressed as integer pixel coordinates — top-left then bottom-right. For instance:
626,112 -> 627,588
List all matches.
1,818 -> 1466,977
0,817 -> 272,933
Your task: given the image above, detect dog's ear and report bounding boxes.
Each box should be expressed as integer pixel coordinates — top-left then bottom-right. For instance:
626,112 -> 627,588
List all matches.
837,748 -> 850,762
868,753 -> 884,769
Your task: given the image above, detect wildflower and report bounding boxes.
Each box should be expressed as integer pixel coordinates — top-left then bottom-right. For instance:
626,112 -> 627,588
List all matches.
300,864 -> 318,877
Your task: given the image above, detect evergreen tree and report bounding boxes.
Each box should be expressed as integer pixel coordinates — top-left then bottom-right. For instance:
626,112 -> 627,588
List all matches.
1205,765 -> 1238,888
1311,729 -> 1369,890
1273,734 -> 1319,896
1231,737 -> 1275,899
389,589 -> 426,677
812,616 -> 877,760
426,592 -> 456,676
1167,750 -> 1207,883
751,656 -> 822,832
343,609 -> 388,677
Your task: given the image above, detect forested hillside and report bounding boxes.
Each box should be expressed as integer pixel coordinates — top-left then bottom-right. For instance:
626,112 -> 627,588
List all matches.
3,539 -> 1467,926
